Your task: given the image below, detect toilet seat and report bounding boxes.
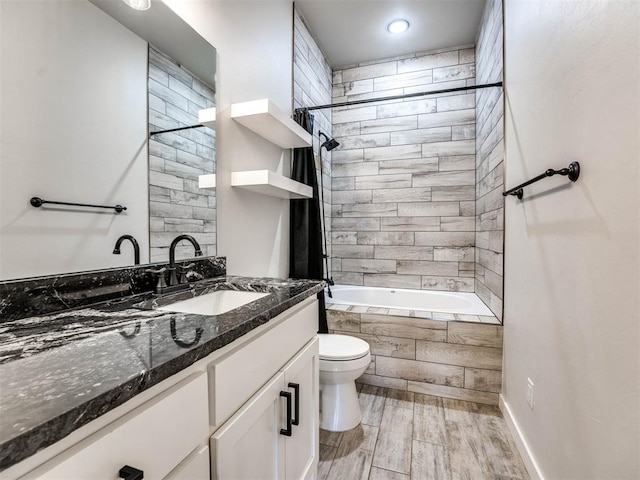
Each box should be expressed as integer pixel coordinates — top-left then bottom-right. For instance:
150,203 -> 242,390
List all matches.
318,334 -> 370,361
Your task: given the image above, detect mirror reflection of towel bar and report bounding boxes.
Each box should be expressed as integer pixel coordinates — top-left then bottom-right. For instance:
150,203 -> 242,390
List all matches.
30,196 -> 127,213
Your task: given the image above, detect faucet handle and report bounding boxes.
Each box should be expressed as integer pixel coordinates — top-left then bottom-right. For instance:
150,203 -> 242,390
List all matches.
144,267 -> 168,294
177,263 -> 196,284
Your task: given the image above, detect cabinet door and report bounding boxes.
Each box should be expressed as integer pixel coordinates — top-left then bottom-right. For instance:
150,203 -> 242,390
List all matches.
211,372 -> 287,480
282,337 -> 319,480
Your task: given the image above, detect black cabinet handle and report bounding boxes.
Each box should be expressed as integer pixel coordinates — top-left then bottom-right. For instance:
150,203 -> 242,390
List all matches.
119,465 -> 144,480
279,391 -> 292,437
288,383 -> 300,426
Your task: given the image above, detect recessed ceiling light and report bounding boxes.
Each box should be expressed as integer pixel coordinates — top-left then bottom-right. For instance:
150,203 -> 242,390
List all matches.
387,19 -> 410,34
122,0 -> 151,10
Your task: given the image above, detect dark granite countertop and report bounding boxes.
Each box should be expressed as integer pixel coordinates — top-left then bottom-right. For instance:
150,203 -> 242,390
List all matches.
0,276 -> 324,471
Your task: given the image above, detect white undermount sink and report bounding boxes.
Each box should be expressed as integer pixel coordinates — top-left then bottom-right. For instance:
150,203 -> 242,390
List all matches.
156,290 -> 269,316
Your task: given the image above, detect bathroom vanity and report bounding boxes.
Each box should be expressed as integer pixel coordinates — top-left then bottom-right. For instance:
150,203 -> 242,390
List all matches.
0,266 -> 323,479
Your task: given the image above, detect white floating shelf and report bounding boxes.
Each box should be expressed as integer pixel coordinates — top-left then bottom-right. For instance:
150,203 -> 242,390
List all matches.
231,170 -> 312,199
198,107 -> 216,128
230,99 -> 312,149
198,174 -> 216,189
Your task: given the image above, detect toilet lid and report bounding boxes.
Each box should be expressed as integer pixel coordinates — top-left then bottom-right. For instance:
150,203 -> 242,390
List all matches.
318,334 -> 370,361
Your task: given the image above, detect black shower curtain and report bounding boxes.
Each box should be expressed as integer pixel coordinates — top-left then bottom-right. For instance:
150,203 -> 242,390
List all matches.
290,110 -> 329,333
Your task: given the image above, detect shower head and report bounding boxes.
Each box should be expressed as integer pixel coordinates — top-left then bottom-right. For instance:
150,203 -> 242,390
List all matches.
319,132 -> 340,151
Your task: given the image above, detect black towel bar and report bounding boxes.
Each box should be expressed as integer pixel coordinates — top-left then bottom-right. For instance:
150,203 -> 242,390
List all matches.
503,162 -> 580,200
30,197 -> 127,213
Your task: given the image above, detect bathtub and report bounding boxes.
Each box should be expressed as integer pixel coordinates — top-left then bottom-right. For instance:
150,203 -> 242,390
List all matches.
325,285 -> 494,316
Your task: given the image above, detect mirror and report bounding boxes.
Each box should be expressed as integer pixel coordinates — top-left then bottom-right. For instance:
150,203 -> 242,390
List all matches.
0,0 -> 217,281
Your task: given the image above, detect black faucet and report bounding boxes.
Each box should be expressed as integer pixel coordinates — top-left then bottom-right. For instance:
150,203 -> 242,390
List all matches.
113,235 -> 140,265
168,234 -> 203,286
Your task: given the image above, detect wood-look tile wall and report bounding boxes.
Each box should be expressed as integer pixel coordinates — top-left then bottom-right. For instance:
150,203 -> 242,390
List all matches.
330,47 -> 478,291
475,0 -> 504,320
148,46 -> 216,262
328,309 -> 503,405
293,9 -> 333,265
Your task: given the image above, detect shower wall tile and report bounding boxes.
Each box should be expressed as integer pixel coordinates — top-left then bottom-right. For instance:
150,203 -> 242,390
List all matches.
439,155 -> 476,172
332,189 -> 372,204
415,232 -> 475,247
332,149 -> 365,163
332,244 -> 375,258
433,247 -> 475,262
396,202 -> 460,217
332,232 -> 358,244
474,0 -> 504,320
397,50 -> 460,74
361,116 -> 419,134
342,259 -> 397,274
148,46 -> 216,261
396,261 -> 459,276
364,274 -> 423,290
335,133 -> 390,150
380,217 -> 441,232
376,100 -> 437,118
342,61 -> 398,82
363,144 -> 422,161
356,174 -> 412,190
390,127 -> 453,145
372,188 -> 433,203
437,93 -> 475,112
332,45 -> 477,292
338,203 -> 398,217
333,162 -> 379,177
293,8 -> 333,273
333,218 -> 380,232
418,109 -> 475,128
379,158 -> 439,175
374,246 -> 434,261
421,276 -> 475,292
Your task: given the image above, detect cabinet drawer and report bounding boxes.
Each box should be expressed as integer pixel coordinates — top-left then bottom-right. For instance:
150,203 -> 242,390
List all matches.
24,373 -> 208,480
164,445 -> 210,480
210,299 -> 318,426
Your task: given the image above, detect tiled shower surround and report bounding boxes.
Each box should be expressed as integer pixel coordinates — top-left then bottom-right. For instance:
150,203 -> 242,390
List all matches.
330,46 -> 478,292
148,46 -> 217,262
475,0 -> 505,320
293,9 -> 333,265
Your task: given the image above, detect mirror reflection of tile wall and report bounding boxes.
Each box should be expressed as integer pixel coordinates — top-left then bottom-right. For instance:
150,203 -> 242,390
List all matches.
148,46 -> 217,262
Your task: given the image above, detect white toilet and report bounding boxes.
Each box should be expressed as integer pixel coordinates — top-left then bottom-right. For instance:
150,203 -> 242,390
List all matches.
318,333 -> 371,432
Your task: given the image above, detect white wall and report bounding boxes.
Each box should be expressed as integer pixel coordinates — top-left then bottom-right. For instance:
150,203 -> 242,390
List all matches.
0,1 -> 149,279
503,1 -> 639,478
166,0 -> 294,278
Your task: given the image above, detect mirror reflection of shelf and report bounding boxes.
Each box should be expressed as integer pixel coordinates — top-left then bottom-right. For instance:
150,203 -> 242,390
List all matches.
198,174 -> 216,189
231,170 -> 312,199
198,107 -> 216,128
230,99 -> 312,149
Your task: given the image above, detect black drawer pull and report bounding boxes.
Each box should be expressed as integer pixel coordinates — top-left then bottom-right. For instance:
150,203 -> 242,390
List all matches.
280,391 -> 292,437
119,465 -> 144,480
288,383 -> 300,426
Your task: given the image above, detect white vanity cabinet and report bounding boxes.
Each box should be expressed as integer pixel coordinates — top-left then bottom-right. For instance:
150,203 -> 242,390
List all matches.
7,296 -> 320,480
21,373 -> 210,480
211,338 -> 319,480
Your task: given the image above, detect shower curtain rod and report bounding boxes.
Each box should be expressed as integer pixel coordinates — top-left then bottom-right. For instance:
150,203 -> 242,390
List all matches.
295,81 -> 503,112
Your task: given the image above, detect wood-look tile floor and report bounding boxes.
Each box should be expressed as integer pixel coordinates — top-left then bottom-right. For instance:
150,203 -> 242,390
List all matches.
319,384 -> 530,480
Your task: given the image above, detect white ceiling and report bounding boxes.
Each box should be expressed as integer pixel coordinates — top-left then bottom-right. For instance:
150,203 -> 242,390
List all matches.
295,0 -> 487,68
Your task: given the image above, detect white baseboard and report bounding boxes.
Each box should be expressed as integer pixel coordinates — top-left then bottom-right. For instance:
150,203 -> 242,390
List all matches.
499,394 -> 545,480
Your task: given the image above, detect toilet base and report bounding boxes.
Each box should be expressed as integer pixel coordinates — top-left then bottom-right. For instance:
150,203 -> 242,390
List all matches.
320,381 -> 361,432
